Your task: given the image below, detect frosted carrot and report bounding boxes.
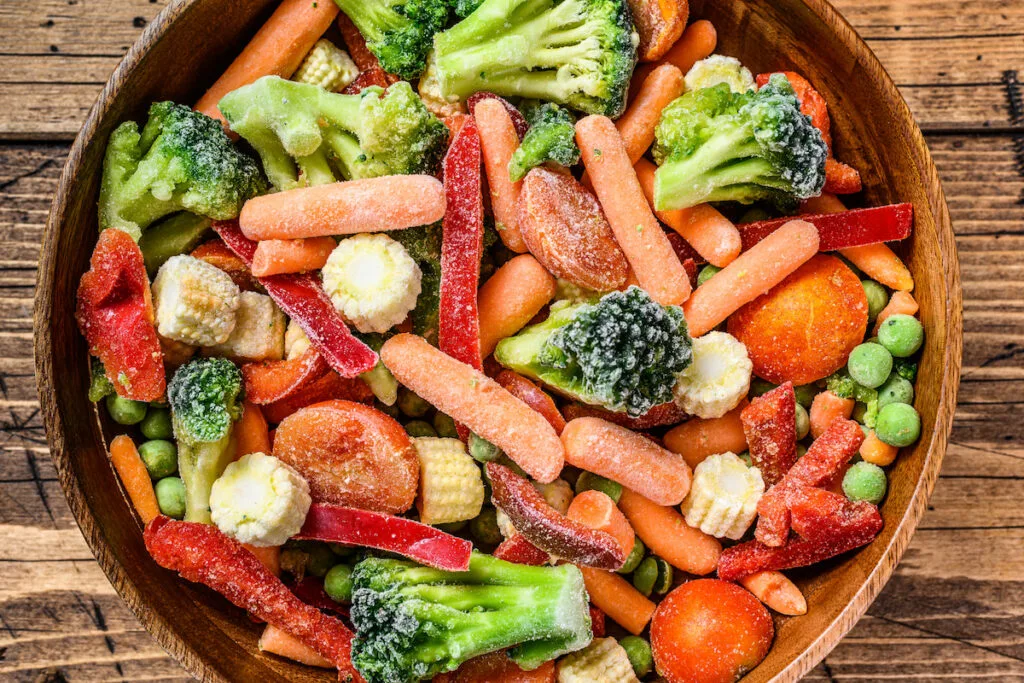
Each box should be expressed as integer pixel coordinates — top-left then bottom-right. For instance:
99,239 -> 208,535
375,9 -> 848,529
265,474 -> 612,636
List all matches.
663,400 -> 749,469
860,430 -> 900,466
874,290 -> 919,335
578,565 -> 656,635
380,334 -> 564,482
195,0 -> 339,121
576,115 -> 691,306
561,417 -> 692,506
618,488 -> 722,575
109,435 -> 160,524
477,254 -> 557,357
251,237 -> 337,277
630,19 -> 717,99
259,624 -> 333,668
683,219 -> 820,337
567,490 -> 636,558
618,64 -> 685,163
635,158 -> 742,267
739,570 -> 807,615
809,390 -> 855,439
238,176 -> 446,241
246,544 -> 281,576
476,99 -> 528,253
235,402 -> 271,460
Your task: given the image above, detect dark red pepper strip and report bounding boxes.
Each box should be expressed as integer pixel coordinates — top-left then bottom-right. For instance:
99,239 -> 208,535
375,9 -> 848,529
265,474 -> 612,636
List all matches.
740,382 -> 798,488
242,348 -> 331,404
287,576 -> 350,617
493,533 -> 550,566
143,516 -> 363,680
466,93 -> 529,140
495,370 -> 566,435
295,503 -> 473,571
666,231 -> 705,266
486,463 -> 627,571
736,203 -> 914,253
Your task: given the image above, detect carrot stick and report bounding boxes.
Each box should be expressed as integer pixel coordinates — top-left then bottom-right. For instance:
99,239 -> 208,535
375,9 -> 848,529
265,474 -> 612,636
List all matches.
630,19 -> 717,100
873,290 -> 919,335
859,430 -> 900,466
195,0 -> 339,121
478,254 -> 557,357
380,334 -> 564,482
239,176 -> 446,240
567,490 -> 636,558
251,237 -> 337,277
245,544 -> 282,576
663,400 -> 748,469
109,435 -> 160,524
809,390 -> 855,439
618,488 -> 722,575
259,623 -> 333,668
235,402 -> 271,460
739,570 -> 807,615
561,417 -> 692,506
476,99 -> 528,253
635,158 -> 742,267
576,115 -> 691,306
683,219 -> 820,337
577,565 -> 656,635
617,64 -> 685,163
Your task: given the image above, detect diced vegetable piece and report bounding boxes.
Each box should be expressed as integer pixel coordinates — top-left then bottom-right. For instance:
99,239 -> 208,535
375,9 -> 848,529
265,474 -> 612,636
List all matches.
412,437 -> 486,524
210,452 -> 311,547
824,158 -> 863,194
627,0 -> 687,62
566,490 -> 635,559
109,435 -> 162,524
673,331 -> 752,419
874,290 -> 919,335
242,348 -> 330,405
809,389 -> 856,439
741,383 -> 798,487
259,624 -> 334,668
204,291 -> 286,363
736,203 -> 914,252
152,254 -> 240,347
739,570 -> 807,616
235,402 -> 271,460
494,534 -> 550,566
681,452 -> 764,540
558,637 -> 640,683
251,237 -> 337,277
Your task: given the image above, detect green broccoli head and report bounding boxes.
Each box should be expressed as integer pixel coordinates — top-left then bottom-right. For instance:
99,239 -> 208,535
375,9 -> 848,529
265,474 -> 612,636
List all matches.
335,0 -> 450,78
218,76 -> 447,190
495,286 -> 692,416
652,75 -> 828,211
389,222 -> 442,342
508,102 -> 581,181
98,102 -> 265,241
450,0 -> 484,17
350,553 -> 592,682
431,0 -> 637,117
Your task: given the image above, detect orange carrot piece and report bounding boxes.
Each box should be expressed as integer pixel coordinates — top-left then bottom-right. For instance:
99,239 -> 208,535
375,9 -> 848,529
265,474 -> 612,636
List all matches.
635,158 -> 742,267
259,623 -> 333,668
618,64 -> 685,164
663,400 -> 749,469
630,19 -> 717,99
435,652 -> 557,682
576,115 -> 691,306
799,191 -> 847,215
476,99 -> 528,253
239,176 -> 446,241
578,565 -> 656,635
245,544 -> 282,576
195,0 -> 339,121
843,241 -> 915,292
629,0 -> 688,63
824,158 -> 863,195
251,237 -> 337,277
683,219 -> 820,337
809,390 -> 855,439
561,417 -> 692,506
380,334 -> 564,482
478,254 -> 557,358
859,430 -> 900,466
739,570 -> 807,616
109,435 -> 160,524
567,490 -> 636,558
235,402 -> 272,460
618,488 -> 722,576
874,290 -> 919,335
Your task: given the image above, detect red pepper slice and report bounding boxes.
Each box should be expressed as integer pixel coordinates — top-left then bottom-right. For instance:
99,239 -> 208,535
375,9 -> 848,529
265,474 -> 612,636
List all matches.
190,239 -> 260,292
342,67 -> 392,94
466,93 -> 529,140
287,576 -> 350,617
561,401 -> 687,430
487,463 -> 627,571
143,516 -> 363,680
76,228 -> 166,402
495,370 -> 566,434
262,371 -> 375,424
242,348 -> 331,404
740,382 -> 797,488
295,503 -> 473,571
589,605 -> 607,638
736,203 -> 914,253
493,533 -> 550,566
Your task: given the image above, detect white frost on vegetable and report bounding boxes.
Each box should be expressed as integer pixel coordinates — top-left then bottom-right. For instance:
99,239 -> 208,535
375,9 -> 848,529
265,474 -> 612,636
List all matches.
152,254 -> 240,346
284,319 -> 311,360
681,452 -> 764,540
673,331 -> 752,418
684,54 -> 756,93
204,291 -> 286,362
210,452 -> 311,547
557,637 -> 640,683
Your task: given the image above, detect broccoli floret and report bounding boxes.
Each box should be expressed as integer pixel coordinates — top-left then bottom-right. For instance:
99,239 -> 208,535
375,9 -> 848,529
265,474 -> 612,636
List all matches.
138,212 -> 212,276
167,357 -> 243,523
495,287 -> 692,416
99,102 -> 265,241
218,76 -> 447,190
450,0 -> 484,17
826,371 -> 879,427
428,0 -> 638,117
893,358 -> 918,382
508,102 -> 581,181
89,357 -> 115,403
389,223 -> 443,342
334,0 -> 450,79
350,552 -> 592,682
652,75 -> 828,211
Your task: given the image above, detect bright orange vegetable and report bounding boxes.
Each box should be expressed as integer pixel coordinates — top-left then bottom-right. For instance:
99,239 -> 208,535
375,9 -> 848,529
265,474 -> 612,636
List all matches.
476,99 -> 528,252
630,19 -> 717,99
739,570 -> 807,615
809,390 -> 856,439
477,255 -> 556,358
109,435 -> 160,524
618,488 -> 721,575
235,402 -> 272,460
251,237 -> 337,277
566,490 -> 636,559
578,565 -> 656,636
259,623 -> 333,668
663,400 -> 749,469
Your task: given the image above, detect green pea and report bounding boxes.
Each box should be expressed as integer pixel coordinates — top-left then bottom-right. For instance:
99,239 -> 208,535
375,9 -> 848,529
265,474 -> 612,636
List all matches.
105,394 -> 148,425
469,433 -> 503,462
737,451 -> 753,467
619,636 -> 653,677
796,444 -> 807,459
378,402 -> 401,419
469,508 -> 503,546
877,314 -> 924,358
405,420 -> 437,438
877,375 -> 914,409
697,264 -> 722,286
632,557 -> 658,597
397,388 -> 431,418
847,343 -> 893,389
794,384 -> 818,408
875,403 -> 921,447
323,564 -> 354,603
749,378 -> 777,398
155,477 -> 186,519
574,471 -> 623,503
433,412 -> 459,439
653,557 -> 673,594
842,461 -> 888,504
139,440 -> 178,479
861,280 -> 890,321
794,403 -> 810,440
618,537 -> 645,574
139,408 -> 173,440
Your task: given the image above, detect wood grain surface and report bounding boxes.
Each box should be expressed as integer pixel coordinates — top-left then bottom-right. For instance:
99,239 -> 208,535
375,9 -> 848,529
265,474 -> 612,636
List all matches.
1,0 -> 1021,680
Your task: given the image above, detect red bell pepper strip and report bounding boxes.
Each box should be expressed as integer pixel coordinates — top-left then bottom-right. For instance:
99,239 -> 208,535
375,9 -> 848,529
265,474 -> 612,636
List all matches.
736,203 -> 914,253
213,220 -> 378,378
288,576 -> 350,617
295,503 -> 473,571
493,533 -> 550,566
76,228 -> 166,402
487,463 -> 627,571
262,371 -> 375,424
589,606 -> 607,638
242,348 -> 330,404
467,93 -> 529,139
740,382 -> 797,488
495,370 -> 566,434
342,66 -> 392,94
190,239 -> 260,292
143,516 -> 363,680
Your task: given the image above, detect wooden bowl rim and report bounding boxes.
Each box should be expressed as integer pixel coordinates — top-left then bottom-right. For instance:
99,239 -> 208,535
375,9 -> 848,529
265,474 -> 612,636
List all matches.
34,0 -> 962,680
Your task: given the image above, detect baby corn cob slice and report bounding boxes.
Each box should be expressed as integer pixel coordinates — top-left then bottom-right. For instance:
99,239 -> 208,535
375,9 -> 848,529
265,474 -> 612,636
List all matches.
681,452 -> 764,540
557,637 -> 640,683
412,437 -> 485,524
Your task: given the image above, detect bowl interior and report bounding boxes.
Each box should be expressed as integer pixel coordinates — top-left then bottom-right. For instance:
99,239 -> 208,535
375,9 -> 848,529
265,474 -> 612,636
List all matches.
36,0 -> 960,680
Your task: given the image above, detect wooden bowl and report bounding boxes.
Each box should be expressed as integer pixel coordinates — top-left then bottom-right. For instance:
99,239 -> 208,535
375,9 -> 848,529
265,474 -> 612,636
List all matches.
35,0 -> 961,680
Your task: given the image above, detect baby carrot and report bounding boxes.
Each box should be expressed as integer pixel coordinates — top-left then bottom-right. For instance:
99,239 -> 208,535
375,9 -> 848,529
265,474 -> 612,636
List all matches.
577,565 -> 656,635
809,390 -> 855,439
576,115 -> 691,306
860,430 -> 900,466
478,254 -> 557,357
663,400 -> 749,469
617,64 -> 685,164
195,0 -> 338,121
239,176 -> 446,241
635,158 -> 742,267
561,417 -> 692,506
245,544 -> 281,576
630,19 -> 717,100
683,219 -> 820,337
739,570 -> 807,616
251,237 -> 337,277
381,334 -> 564,482
259,623 -> 333,668
874,290 -> 919,335
567,490 -> 636,558
618,488 -> 722,576
235,402 -> 271,460
435,652 -> 557,682
109,435 -> 160,524
476,99 -> 527,253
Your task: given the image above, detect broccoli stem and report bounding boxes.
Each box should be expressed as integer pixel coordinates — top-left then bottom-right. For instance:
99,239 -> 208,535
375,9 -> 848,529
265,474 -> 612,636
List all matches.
654,123 -> 763,210
177,430 -> 236,524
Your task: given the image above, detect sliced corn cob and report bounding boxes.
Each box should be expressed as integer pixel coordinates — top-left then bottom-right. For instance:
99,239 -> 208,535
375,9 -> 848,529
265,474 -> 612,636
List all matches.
673,331 -> 752,419
284,320 -> 311,360
412,437 -> 485,524
152,255 -> 240,346
293,39 -> 359,92
557,637 -> 640,683
681,452 -> 764,540
418,54 -> 467,119
204,291 -> 286,362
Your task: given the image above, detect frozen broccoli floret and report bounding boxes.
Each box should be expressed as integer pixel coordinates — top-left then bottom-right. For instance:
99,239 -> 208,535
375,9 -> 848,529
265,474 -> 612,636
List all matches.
389,223 -> 443,342
508,102 -> 581,181
334,0 -> 450,79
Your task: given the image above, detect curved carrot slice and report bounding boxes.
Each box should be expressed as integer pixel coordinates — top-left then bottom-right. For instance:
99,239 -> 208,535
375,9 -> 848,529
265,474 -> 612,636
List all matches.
618,488 -> 722,575
251,237 -> 337,277
260,624 -> 333,668
809,390 -> 856,439
242,348 -> 330,404
578,566 -> 656,636
663,400 -> 749,469
567,490 -> 636,558
739,570 -> 807,616
109,435 -> 160,524
842,242 -> 914,292
476,99 -> 527,253
478,255 -> 557,358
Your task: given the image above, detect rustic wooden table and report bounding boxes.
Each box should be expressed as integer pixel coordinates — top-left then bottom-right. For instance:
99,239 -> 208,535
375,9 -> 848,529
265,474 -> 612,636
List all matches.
1,0 -> 1021,680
